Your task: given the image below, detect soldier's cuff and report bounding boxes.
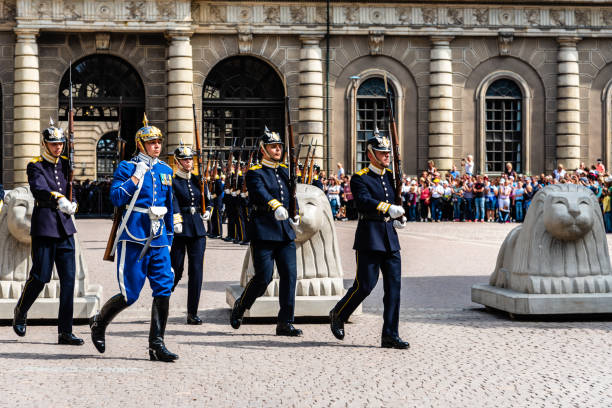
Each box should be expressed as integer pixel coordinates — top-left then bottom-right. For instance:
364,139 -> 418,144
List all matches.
173,213 -> 183,225
376,202 -> 391,213
268,199 -> 282,210
121,179 -> 138,196
50,191 -> 65,200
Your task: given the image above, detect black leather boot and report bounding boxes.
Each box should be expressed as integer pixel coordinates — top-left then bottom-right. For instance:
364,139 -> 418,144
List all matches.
187,314 -> 202,325
276,322 -> 303,337
230,298 -> 245,329
329,309 -> 345,340
12,306 -> 27,337
149,297 -> 178,362
58,332 -> 84,345
89,293 -> 129,354
381,335 -> 410,350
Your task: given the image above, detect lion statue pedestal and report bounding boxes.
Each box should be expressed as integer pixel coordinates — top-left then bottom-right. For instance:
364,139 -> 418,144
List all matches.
226,184 -> 357,318
0,186 -> 102,319
472,184 -> 612,315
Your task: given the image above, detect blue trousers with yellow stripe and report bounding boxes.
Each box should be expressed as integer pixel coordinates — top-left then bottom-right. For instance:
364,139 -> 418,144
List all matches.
334,250 -> 401,337
116,241 -> 174,305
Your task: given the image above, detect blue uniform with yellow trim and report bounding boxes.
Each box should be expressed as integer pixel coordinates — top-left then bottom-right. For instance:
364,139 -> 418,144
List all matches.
170,171 -> 212,315
332,164 -> 402,337
237,159 -> 298,323
16,153 -> 78,334
110,153 -> 178,305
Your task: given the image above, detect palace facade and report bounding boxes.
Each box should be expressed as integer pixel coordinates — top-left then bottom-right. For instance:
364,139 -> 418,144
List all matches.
1,1 -> 612,186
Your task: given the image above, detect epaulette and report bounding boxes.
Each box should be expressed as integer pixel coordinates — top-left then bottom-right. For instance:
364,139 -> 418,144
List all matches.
250,164 -> 262,171
279,163 -> 288,168
60,155 -> 68,160
159,160 -> 172,170
355,167 -> 369,176
30,156 -> 43,164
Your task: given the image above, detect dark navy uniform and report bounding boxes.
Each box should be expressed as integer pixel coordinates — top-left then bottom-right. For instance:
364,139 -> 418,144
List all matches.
170,169 -> 212,322
235,160 -> 298,322
209,176 -> 224,237
14,121 -> 82,344
330,131 -> 409,349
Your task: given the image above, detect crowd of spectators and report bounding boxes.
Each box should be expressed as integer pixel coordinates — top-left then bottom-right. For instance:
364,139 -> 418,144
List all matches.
315,158 -> 612,232
73,179 -> 114,216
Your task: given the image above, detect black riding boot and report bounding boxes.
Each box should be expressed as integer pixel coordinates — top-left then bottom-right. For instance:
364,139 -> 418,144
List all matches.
148,296 -> 178,362
89,293 -> 129,353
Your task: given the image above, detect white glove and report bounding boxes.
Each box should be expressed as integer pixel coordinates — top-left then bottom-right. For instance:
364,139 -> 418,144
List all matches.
133,161 -> 149,180
274,206 -> 289,221
201,211 -> 211,222
393,216 -> 407,229
224,189 -> 230,194
388,204 -> 405,219
240,192 -> 247,198
174,223 -> 183,234
231,191 -> 237,197
70,202 -> 78,215
289,216 -> 300,228
58,197 -> 74,215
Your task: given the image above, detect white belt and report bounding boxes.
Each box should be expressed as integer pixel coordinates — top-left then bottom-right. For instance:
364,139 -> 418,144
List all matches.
133,206 -> 168,220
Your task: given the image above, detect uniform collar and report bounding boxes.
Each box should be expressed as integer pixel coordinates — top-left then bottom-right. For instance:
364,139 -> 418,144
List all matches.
368,163 -> 386,176
42,150 -> 60,164
175,169 -> 190,179
262,158 -> 280,168
137,152 -> 158,166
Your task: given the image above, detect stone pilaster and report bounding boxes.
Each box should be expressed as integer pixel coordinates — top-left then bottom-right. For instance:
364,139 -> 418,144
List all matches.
429,36 -> 454,171
556,37 -> 581,170
13,28 -> 40,185
299,35 -> 324,165
166,30 -> 194,161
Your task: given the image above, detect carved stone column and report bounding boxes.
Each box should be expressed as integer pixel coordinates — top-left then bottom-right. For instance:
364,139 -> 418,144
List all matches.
429,36 -> 454,171
13,28 -> 40,185
556,37 -> 581,170
166,30 -> 194,161
299,35 -> 324,165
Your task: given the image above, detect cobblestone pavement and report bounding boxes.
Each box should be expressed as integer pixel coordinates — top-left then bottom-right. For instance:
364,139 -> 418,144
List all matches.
1,220 -> 611,407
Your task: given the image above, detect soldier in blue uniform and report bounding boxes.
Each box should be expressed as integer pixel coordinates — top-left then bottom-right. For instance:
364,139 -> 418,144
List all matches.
230,127 -> 302,336
13,120 -> 83,345
208,170 -> 224,238
311,164 -> 324,190
89,115 -> 181,362
0,183 -> 4,213
170,142 -> 212,325
329,133 -> 410,349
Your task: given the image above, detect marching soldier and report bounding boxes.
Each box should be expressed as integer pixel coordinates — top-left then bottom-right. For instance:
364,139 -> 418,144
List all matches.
89,115 -> 181,362
230,127 -> 302,336
223,164 -> 237,242
328,133 -> 410,350
13,120 -> 83,345
170,142 -> 212,325
0,183 -> 4,213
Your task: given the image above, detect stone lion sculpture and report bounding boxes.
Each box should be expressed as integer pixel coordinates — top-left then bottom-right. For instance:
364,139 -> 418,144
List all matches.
0,186 -> 90,301
240,183 -> 344,297
490,184 -> 612,294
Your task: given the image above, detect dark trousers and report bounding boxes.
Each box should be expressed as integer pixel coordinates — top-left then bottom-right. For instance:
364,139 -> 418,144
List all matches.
16,235 -> 76,333
333,249 -> 401,337
239,240 -> 297,323
210,198 -> 223,236
171,235 -> 206,315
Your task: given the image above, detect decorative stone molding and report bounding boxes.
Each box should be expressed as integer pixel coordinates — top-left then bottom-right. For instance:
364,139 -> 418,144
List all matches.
289,5 -> 305,24
263,5 -> 279,24
421,8 -> 437,25
95,32 -> 110,50
368,30 -> 384,56
396,6 -> 410,24
0,0 -> 15,21
473,8 -> 488,25
447,8 -> 463,25
237,26 -> 252,54
498,31 -> 514,56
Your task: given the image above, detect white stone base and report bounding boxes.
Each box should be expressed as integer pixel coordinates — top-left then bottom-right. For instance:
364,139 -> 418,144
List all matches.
0,285 -> 102,320
226,284 -> 360,318
471,283 -> 612,315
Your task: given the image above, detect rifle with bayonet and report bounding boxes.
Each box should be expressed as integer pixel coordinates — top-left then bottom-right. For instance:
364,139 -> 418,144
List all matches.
103,97 -> 125,262
307,143 -> 317,185
384,74 -> 403,209
285,97 -> 298,220
67,60 -> 75,202
241,147 -> 255,194
302,141 -> 313,184
192,102 -> 206,215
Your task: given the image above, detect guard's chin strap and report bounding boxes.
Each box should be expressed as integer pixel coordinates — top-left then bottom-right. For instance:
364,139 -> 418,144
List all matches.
260,143 -> 278,163
367,146 -> 385,168
41,142 -> 60,164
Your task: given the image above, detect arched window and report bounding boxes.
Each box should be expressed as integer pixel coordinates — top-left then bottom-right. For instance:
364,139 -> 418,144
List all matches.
97,132 -> 118,180
485,79 -> 523,173
356,77 -> 395,169
202,56 -> 285,156
58,55 -> 145,155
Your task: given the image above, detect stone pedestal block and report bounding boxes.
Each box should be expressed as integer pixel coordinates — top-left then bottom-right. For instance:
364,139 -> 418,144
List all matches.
556,37 -> 581,170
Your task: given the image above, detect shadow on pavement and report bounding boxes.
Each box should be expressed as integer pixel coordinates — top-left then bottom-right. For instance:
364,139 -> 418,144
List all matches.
0,352 -> 145,361
179,339 -> 376,350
